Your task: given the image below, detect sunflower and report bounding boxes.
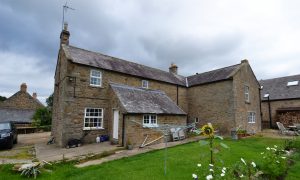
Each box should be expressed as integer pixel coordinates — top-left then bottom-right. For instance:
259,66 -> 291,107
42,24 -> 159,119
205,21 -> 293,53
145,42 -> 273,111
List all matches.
201,124 -> 214,136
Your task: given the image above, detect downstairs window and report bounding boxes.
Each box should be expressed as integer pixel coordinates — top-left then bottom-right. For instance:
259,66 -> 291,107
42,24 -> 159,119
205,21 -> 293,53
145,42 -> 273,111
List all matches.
84,108 -> 104,130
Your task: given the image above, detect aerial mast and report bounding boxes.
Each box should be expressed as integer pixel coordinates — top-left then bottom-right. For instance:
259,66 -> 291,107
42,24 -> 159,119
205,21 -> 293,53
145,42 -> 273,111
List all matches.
62,0 -> 75,30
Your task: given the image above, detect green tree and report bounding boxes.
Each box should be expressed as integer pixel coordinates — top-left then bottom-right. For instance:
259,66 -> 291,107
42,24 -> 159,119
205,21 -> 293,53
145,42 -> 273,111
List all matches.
32,107 -> 52,127
0,95 -> 7,101
46,93 -> 53,108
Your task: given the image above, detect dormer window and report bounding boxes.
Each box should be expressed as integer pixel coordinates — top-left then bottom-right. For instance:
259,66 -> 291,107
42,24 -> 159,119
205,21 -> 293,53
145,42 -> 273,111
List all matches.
142,80 -> 149,89
287,81 -> 299,86
90,70 -> 102,87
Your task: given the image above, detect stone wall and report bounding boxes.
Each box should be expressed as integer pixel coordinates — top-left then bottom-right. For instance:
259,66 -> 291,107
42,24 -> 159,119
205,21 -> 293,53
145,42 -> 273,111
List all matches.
0,86 -> 44,110
232,62 -> 261,134
187,80 -> 235,135
52,50 -> 70,146
124,115 -> 187,147
261,99 -> 300,128
52,51 -> 188,146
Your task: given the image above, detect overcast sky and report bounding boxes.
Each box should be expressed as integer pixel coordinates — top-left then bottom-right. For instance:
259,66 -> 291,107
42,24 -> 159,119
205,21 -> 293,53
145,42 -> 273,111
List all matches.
1,0 -> 300,103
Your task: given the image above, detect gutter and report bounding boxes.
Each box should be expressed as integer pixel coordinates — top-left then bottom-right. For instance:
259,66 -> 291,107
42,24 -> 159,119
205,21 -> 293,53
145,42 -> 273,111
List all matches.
258,87 -> 262,128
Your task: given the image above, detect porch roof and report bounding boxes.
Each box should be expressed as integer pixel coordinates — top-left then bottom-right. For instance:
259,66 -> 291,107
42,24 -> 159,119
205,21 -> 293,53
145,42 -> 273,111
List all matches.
110,83 -> 186,115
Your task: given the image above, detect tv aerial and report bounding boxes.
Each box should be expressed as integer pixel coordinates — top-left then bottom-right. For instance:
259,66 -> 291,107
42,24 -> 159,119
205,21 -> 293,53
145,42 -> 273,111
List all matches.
62,0 -> 75,29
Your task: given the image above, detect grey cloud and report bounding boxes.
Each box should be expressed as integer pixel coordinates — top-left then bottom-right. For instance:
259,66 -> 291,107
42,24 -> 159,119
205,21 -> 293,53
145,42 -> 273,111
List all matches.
139,32 -> 243,75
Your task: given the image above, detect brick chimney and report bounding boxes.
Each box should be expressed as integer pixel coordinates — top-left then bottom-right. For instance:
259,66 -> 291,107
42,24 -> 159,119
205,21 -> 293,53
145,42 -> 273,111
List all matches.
169,63 -> 178,74
60,22 -> 70,45
32,92 -> 37,99
20,83 -> 27,92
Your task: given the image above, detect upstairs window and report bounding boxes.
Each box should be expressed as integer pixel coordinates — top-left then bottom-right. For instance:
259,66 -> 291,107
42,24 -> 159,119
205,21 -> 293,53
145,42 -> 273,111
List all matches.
248,112 -> 256,123
143,114 -> 157,127
90,70 -> 102,87
84,108 -> 103,130
142,80 -> 149,89
287,81 -> 299,86
244,85 -> 250,102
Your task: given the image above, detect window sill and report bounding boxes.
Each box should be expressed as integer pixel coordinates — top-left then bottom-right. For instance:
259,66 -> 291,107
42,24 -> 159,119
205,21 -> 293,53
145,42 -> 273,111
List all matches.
248,122 -> 256,124
89,84 -> 103,88
143,124 -> 158,128
83,127 -> 104,131
245,101 -> 251,104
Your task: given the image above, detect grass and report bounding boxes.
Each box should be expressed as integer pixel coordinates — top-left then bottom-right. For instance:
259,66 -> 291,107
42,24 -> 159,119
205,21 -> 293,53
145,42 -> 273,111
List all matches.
0,145 -> 34,159
0,137 -> 299,179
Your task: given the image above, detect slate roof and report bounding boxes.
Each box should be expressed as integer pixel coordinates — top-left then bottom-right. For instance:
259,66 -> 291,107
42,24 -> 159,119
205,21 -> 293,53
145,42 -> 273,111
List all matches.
187,64 -> 241,87
260,74 -> 300,101
63,45 -> 186,86
0,108 -> 35,123
110,83 -> 186,115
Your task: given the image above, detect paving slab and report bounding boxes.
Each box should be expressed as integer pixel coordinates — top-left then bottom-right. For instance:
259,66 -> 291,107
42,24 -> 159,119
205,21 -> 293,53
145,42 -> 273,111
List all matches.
35,141 -> 120,162
0,132 -> 50,164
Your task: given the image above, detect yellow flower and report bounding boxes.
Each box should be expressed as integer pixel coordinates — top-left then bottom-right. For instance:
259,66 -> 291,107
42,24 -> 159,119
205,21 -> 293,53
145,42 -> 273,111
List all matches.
201,124 -> 214,136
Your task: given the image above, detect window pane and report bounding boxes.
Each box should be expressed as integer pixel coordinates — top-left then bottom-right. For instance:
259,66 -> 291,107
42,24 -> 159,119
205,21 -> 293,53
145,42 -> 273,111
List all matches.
84,108 -> 103,128
92,70 -> 101,77
90,70 -> 102,86
142,80 -> 148,88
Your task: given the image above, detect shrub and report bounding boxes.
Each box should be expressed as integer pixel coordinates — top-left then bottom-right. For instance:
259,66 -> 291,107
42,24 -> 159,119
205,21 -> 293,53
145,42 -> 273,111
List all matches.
259,145 -> 288,179
32,108 -> 52,127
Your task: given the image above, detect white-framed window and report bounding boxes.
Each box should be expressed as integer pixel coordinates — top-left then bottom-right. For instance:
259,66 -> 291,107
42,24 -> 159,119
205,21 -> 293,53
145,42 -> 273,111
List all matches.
142,80 -> 149,89
194,117 -> 199,123
143,114 -> 157,127
83,108 -> 104,130
90,70 -> 102,87
244,85 -> 250,102
247,112 -> 256,123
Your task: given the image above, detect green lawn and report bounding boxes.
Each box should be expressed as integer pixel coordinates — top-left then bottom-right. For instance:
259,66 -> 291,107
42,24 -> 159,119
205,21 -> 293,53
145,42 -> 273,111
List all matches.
0,137 -> 299,179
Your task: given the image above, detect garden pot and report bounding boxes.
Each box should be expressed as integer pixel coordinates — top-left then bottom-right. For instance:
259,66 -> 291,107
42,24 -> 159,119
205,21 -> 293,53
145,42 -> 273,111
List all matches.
127,145 -> 133,150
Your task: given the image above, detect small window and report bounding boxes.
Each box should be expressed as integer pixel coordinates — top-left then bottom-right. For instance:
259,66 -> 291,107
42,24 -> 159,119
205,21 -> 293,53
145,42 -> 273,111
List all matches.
143,114 -> 157,127
194,117 -> 199,123
287,81 -> 299,86
84,108 -> 104,130
142,80 -> 149,88
248,112 -> 256,123
244,85 -> 250,102
263,94 -> 269,98
90,70 -> 102,87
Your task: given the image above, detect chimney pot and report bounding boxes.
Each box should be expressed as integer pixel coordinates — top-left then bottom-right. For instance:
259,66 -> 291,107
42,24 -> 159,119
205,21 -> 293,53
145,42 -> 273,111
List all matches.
169,63 -> 178,74
60,22 -> 70,45
20,83 -> 27,92
63,22 -> 68,31
32,92 -> 37,99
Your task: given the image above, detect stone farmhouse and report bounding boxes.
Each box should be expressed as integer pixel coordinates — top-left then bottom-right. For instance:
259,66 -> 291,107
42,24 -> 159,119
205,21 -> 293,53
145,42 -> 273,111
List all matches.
260,74 -> 300,128
0,83 -> 44,124
52,25 -> 261,147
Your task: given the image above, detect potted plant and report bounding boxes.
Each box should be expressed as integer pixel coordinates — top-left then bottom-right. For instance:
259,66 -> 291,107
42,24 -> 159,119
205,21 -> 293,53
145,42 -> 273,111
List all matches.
237,129 -> 247,139
127,139 -> 133,150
